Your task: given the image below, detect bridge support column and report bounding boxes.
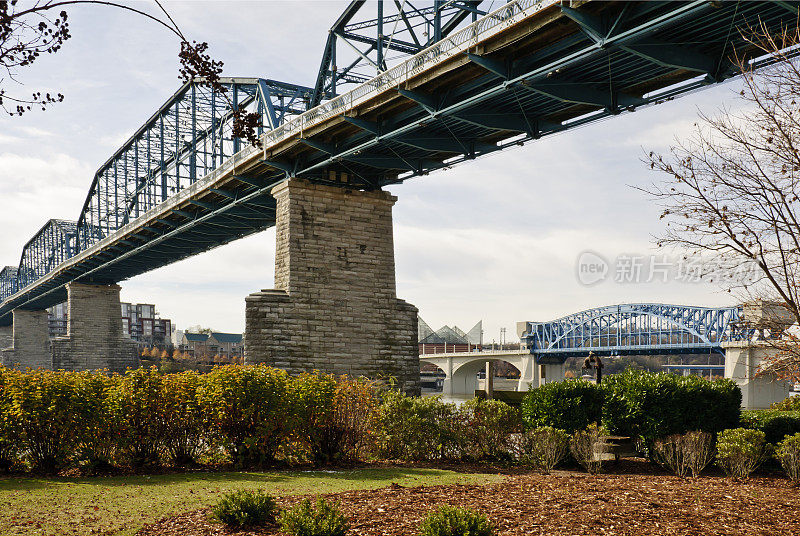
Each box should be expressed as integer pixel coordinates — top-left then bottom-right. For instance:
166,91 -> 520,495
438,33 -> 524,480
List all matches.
516,354 -> 539,391
0,309 -> 51,369
245,178 -> 419,394
51,283 -> 139,373
723,341 -> 793,409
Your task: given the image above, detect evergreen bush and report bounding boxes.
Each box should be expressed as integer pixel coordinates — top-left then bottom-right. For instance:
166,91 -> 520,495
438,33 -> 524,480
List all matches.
521,379 -> 603,434
716,428 -> 769,479
741,410 -> 800,445
279,497 -> 348,536
418,505 -> 495,536
776,432 -> 800,482
602,370 -> 740,450
212,489 -> 278,527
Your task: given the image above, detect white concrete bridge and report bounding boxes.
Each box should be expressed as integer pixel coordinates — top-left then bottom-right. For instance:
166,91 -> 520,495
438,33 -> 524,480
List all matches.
419,349 -> 565,396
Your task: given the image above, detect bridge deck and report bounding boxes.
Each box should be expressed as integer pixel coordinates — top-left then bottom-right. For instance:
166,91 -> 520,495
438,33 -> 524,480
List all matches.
3,0 -> 799,323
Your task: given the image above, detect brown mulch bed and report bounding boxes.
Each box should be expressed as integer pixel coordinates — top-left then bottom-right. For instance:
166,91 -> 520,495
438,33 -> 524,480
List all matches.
137,467 -> 800,536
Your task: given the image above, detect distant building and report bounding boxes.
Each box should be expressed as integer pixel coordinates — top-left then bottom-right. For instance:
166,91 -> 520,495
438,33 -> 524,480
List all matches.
49,302 -> 68,337
418,317 -> 483,354
208,332 -> 243,357
181,332 -> 210,357
47,301 -> 173,348
180,331 -> 243,358
172,329 -> 184,347
121,303 -> 173,347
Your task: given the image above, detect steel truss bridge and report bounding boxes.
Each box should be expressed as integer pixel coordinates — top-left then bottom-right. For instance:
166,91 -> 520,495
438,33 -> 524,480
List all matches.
521,303 -> 747,362
2,0 -> 800,324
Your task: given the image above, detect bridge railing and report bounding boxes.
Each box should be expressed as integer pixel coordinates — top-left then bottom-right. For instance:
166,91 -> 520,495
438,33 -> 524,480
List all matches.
261,0 -> 556,151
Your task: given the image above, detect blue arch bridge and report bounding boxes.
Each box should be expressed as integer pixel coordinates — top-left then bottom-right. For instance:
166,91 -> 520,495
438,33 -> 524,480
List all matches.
421,303 -> 758,396
523,303 -> 746,361
2,1 -> 799,392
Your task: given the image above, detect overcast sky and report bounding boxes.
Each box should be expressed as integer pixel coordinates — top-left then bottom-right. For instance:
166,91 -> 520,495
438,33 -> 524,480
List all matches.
0,1 -> 751,342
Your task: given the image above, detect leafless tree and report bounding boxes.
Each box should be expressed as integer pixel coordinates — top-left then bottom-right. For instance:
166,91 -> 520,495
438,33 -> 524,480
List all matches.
1,0 -> 261,145
644,21 -> 800,382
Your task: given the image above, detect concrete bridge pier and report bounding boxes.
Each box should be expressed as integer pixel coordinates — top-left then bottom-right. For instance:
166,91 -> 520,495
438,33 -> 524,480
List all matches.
245,178 -> 419,394
51,282 -> 139,373
723,341 -> 793,409
0,309 -> 51,369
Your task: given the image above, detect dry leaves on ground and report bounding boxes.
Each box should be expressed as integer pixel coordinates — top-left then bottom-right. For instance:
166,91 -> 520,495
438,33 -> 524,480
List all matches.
137,468 -> 800,536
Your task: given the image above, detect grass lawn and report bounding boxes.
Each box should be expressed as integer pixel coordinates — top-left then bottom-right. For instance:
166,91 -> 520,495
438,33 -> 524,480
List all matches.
0,467 -> 500,536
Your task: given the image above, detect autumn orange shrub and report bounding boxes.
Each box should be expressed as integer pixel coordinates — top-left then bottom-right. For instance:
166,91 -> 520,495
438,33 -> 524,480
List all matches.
293,373 -> 379,463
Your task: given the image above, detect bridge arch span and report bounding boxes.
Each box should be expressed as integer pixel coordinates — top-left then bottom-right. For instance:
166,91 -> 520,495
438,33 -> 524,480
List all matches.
420,352 -> 538,396
523,303 -> 741,359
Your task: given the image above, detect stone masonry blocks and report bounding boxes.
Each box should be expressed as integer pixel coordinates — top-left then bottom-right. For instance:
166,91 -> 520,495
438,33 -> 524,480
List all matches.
0,325 -> 12,352
51,282 -> 139,373
245,178 -> 419,394
1,309 -> 52,369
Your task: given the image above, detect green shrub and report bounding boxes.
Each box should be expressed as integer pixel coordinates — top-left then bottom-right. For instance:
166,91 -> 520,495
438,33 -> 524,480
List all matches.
293,373 -> 378,464
7,369 -> 108,473
461,398 -> 519,460
161,371 -> 206,465
602,370 -> 740,450
770,396 -> 800,411
373,392 -> 465,460
212,489 -> 278,527
741,410 -> 800,445
521,380 -> 603,434
107,367 -> 165,467
198,365 -> 292,467
279,497 -> 349,536
418,505 -> 495,536
776,432 -> 800,482
515,426 -> 569,474
716,428 -> 769,479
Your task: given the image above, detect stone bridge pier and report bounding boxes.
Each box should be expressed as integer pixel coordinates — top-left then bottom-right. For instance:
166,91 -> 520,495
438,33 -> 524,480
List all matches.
1,282 -> 138,372
1,309 -> 51,369
245,178 -> 419,394
51,283 -> 139,373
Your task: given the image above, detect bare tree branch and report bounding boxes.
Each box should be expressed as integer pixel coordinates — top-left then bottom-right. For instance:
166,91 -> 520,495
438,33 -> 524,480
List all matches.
1,0 -> 262,145
642,20 -> 800,382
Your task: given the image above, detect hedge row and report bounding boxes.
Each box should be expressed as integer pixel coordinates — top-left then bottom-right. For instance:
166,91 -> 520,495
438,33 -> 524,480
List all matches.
0,365 -> 521,473
741,409 -> 800,445
522,370 -> 742,449
0,366 -> 381,473
374,391 -> 519,461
